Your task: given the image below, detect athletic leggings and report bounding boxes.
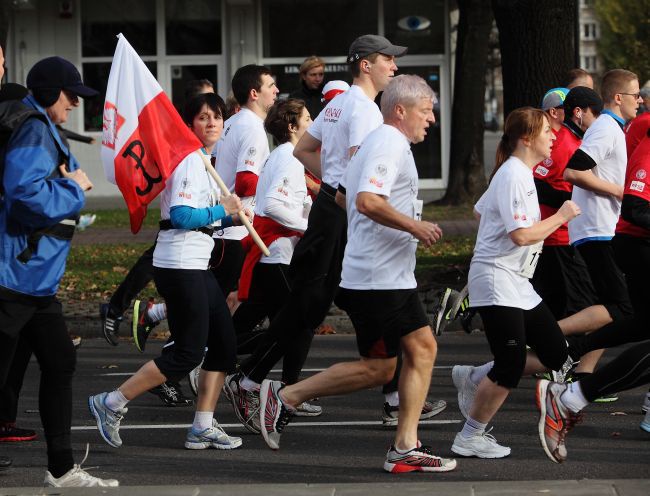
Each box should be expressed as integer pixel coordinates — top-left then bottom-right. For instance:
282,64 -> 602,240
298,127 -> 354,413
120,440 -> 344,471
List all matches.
568,235 -> 650,360
478,303 -> 568,388
233,263 -> 313,384
0,300 -> 75,478
580,340 -> 650,401
153,268 -> 236,381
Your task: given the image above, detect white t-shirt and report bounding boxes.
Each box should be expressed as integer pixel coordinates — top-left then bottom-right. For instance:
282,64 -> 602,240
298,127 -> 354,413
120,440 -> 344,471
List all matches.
153,151 -> 218,270
568,113 -> 627,244
254,142 -> 310,264
468,156 -> 542,310
340,125 -> 419,290
308,85 -> 383,188
212,107 -> 270,240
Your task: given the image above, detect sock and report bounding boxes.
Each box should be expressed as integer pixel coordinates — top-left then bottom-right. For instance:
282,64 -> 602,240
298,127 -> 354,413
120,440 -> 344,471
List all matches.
470,361 -> 493,385
104,389 -> 129,411
460,416 -> 487,439
560,382 -> 588,413
192,411 -> 213,432
240,376 -> 260,391
393,443 -> 417,454
385,391 -> 399,407
148,302 -> 166,322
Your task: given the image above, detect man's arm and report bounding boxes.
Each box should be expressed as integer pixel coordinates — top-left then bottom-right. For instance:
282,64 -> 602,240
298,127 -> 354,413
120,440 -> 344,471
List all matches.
564,148 -> 623,200
294,132 -> 322,178
356,191 -> 442,248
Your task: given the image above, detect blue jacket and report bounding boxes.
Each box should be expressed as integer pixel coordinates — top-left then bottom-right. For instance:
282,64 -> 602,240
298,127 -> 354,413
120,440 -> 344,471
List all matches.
0,95 -> 85,297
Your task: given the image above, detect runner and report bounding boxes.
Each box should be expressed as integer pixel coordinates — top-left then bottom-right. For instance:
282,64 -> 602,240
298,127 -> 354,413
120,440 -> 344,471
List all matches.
450,107 -> 580,459
258,74 -> 457,474
88,93 -> 244,452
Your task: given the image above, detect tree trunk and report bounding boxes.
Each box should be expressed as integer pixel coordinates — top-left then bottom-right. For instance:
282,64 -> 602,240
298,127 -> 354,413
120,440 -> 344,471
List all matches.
493,0 -> 577,116
440,0 -> 493,205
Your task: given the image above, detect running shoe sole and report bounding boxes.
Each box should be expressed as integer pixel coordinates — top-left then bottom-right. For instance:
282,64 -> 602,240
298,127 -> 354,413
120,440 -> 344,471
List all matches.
184,438 -> 243,450
132,299 -> 144,353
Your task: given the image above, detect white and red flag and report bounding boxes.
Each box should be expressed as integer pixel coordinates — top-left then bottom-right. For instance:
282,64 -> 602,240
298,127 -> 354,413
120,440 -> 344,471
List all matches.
101,33 -> 202,233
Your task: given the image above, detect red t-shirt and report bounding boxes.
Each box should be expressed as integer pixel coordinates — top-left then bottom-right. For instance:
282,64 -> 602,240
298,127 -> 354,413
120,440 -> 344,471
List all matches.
615,135 -> 650,239
533,125 -> 581,246
625,112 -> 650,159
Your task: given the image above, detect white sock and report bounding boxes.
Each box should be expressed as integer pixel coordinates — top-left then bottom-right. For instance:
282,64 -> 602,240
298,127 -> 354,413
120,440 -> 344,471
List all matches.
560,382 -> 588,413
394,443 -> 417,454
240,376 -> 260,391
192,411 -> 213,432
470,361 -> 493,385
460,416 -> 487,439
104,390 -> 129,411
385,391 -> 399,407
148,303 -> 166,322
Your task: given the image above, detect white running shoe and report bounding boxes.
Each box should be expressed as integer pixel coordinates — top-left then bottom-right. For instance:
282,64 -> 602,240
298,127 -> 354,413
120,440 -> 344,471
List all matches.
451,429 -> 511,458
641,393 -> 650,414
641,409 -> 650,434
294,401 -> 322,417
184,420 -> 242,450
452,365 -> 477,419
188,362 -> 202,397
44,445 -> 118,487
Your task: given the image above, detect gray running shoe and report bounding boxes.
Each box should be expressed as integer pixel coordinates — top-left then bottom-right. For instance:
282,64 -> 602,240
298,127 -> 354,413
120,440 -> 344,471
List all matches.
382,399 -> 447,427
99,303 -> 122,347
259,379 -> 294,450
188,362 -> 202,397
452,365 -> 477,420
223,373 -> 261,433
184,420 -> 242,450
432,288 -> 455,336
88,392 -> 126,448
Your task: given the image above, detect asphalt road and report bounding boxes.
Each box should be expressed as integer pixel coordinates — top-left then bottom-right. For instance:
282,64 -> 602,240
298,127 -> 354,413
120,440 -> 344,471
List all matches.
1,332 -> 649,489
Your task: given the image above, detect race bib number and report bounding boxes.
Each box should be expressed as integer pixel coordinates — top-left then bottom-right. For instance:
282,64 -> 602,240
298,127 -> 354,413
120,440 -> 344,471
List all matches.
517,241 -> 543,279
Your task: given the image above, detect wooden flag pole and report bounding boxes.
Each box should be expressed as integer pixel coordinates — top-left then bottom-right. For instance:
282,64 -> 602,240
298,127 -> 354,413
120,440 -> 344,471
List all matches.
196,151 -> 270,257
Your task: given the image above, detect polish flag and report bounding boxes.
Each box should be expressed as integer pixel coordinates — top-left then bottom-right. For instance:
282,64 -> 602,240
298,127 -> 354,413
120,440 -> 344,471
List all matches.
101,34 -> 202,233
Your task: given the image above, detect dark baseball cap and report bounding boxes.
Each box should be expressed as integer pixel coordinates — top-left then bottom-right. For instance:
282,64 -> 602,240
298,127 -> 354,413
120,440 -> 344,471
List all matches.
26,56 -> 99,99
563,86 -> 603,114
347,35 -> 408,64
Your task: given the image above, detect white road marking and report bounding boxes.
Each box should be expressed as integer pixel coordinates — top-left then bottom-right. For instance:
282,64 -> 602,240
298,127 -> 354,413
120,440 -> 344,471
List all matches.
73,419 -> 462,431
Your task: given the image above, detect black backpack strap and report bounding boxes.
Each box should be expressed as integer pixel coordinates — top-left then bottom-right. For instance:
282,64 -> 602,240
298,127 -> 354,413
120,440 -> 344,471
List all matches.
16,219 -> 77,264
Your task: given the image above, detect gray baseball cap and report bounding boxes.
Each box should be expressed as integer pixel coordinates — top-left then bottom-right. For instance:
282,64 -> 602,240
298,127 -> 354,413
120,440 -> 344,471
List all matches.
347,35 -> 408,64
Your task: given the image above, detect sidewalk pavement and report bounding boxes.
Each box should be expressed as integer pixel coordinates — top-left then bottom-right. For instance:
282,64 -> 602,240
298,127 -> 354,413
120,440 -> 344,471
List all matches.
2,479 -> 648,495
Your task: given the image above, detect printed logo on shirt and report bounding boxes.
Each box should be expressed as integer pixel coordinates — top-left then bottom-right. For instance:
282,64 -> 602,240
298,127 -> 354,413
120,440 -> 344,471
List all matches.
630,180 -> 645,192
245,159 -> 256,167
178,192 -> 192,199
369,177 -> 384,188
543,158 -> 553,167
527,189 -> 535,197
513,198 -> 522,208
324,107 -> 342,123
181,178 -> 191,189
248,147 -> 257,157
636,169 -> 647,180
535,165 -> 549,177
375,164 -> 388,177
276,177 -> 290,197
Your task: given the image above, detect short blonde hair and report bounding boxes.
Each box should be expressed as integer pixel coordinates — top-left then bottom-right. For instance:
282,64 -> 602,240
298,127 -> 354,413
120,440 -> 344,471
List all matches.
601,69 -> 638,103
299,56 -> 325,76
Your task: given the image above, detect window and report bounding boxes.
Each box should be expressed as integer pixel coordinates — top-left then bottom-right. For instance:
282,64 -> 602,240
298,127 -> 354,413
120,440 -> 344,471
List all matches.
383,0 -> 445,55
582,22 -> 598,40
165,0 -> 222,55
81,0 -> 156,57
261,0 -> 377,58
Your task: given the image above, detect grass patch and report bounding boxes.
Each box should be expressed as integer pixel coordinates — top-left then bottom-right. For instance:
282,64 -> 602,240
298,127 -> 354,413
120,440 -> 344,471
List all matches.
59,243 -> 158,302
59,236 -> 475,301
81,209 -> 160,229
422,203 -> 475,221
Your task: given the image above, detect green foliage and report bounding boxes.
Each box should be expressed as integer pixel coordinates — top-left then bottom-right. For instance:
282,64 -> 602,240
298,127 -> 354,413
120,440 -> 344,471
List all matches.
80,209 -> 160,229
422,203 -> 475,221
595,0 -> 650,83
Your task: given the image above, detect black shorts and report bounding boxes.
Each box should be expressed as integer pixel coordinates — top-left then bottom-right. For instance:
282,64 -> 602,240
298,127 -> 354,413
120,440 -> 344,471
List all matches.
209,238 -> 245,295
531,245 -> 598,319
337,288 -> 429,359
576,240 -> 632,321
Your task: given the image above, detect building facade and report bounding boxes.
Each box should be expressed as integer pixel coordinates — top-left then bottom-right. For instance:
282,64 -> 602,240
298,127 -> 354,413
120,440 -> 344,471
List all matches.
5,0 -> 451,198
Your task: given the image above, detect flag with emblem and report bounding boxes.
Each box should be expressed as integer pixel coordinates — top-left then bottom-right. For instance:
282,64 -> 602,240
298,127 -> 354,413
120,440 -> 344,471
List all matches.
101,33 -> 202,233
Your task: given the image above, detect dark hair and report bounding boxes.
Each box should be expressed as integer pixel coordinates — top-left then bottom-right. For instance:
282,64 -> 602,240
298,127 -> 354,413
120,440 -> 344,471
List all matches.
562,68 -> 592,88
184,79 -> 214,100
224,91 -> 241,120
183,92 -> 226,126
264,99 -> 306,145
491,107 -> 547,181
349,52 -> 379,78
231,65 -> 273,106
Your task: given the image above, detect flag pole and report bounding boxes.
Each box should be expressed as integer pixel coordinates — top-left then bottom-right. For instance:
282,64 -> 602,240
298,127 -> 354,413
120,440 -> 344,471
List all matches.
195,151 -> 270,257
